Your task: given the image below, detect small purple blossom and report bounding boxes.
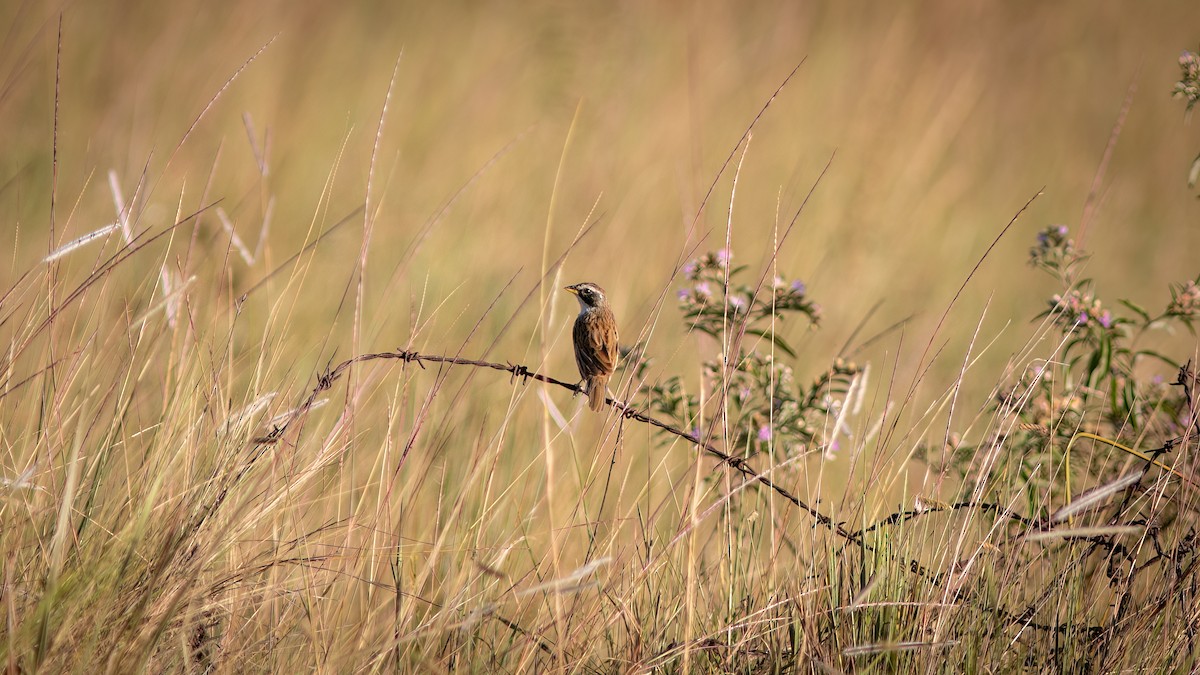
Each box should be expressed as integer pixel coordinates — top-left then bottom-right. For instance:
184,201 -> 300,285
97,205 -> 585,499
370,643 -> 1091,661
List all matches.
757,426 -> 772,442
790,280 -> 806,295
683,261 -> 698,278
695,282 -> 712,298
1098,310 -> 1113,329
728,295 -> 746,312
1030,225 -> 1081,273
1077,313 -> 1089,325
677,289 -> 690,301
716,248 -> 732,266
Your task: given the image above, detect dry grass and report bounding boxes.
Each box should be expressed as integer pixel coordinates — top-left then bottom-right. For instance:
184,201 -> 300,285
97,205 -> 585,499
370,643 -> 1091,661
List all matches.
3,1 -> 1200,672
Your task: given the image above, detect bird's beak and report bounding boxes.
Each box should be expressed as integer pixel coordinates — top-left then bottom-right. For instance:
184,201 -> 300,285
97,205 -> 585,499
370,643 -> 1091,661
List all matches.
563,285 -> 579,295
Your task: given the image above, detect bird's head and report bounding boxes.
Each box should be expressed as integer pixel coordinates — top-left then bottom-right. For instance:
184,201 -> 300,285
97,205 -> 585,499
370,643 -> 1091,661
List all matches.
564,282 -> 607,310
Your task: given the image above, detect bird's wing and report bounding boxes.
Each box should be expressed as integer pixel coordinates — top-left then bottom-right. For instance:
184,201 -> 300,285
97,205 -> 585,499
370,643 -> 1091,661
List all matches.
591,310 -> 619,375
573,310 -> 619,378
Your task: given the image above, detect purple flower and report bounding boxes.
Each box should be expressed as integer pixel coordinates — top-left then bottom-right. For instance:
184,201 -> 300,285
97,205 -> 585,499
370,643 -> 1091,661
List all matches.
683,261 -> 698,278
757,426 -> 772,442
1056,225 -> 1069,236
790,280 -> 806,295
677,289 -> 690,301
1077,312 -> 1089,325
716,248 -> 732,265
1098,310 -> 1113,329
728,295 -> 746,312
695,282 -> 712,298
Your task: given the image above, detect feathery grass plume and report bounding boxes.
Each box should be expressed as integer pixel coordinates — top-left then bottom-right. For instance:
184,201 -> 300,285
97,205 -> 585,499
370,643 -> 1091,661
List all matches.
1025,525 -> 1145,542
216,207 -> 255,264
1050,470 -> 1146,523
42,223 -> 120,262
0,462 -> 37,493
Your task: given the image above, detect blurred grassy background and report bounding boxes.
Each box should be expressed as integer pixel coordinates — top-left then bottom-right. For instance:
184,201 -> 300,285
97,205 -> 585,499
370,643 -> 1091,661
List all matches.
4,0 -> 1199,384
3,0 -> 1200,669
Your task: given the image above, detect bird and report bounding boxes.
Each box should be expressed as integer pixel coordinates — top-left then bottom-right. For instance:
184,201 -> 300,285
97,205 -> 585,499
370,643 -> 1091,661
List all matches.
563,282 -> 619,412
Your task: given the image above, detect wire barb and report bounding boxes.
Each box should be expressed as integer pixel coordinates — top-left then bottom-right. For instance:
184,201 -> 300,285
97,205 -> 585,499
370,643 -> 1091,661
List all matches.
316,369 -> 336,391
395,349 -> 426,369
508,363 -> 531,384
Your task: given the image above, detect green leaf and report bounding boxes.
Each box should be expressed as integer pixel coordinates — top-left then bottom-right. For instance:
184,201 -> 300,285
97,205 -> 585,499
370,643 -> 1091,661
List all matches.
1118,298 -> 1151,323
1133,349 -> 1180,369
1081,335 -> 1108,391
1122,379 -> 1138,428
1094,333 -> 1112,386
1189,151 -> 1200,189
746,329 -> 796,358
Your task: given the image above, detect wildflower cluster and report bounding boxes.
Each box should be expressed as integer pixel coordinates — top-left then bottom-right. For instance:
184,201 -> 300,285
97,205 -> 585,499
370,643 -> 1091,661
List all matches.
1173,49 -> 1200,112
963,225 -> 1200,514
677,248 -> 820,356
912,220 -> 1200,518
628,250 -> 857,465
1166,279 -> 1200,324
680,248 -> 732,283
997,364 -> 1085,430
1032,225 -> 1119,342
701,352 -> 811,456
633,349 -> 860,463
1046,289 -> 1114,332
1028,224 -> 1084,282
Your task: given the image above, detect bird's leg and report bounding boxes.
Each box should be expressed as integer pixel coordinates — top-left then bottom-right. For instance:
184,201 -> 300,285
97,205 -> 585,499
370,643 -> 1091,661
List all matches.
574,379 -> 587,397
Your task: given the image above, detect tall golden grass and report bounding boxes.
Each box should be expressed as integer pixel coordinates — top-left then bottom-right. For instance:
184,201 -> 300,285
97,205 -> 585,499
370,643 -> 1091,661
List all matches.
2,1 -> 1200,671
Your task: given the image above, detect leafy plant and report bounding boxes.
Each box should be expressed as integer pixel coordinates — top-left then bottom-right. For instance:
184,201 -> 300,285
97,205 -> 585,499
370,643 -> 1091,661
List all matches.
625,249 -> 858,462
939,224 -> 1200,513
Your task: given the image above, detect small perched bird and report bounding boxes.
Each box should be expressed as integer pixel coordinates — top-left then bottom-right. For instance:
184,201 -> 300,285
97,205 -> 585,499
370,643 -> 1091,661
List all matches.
564,282 -> 619,412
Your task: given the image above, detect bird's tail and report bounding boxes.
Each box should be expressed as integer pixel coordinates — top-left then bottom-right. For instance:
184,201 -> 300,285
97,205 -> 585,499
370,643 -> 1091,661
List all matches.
587,375 -> 608,412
